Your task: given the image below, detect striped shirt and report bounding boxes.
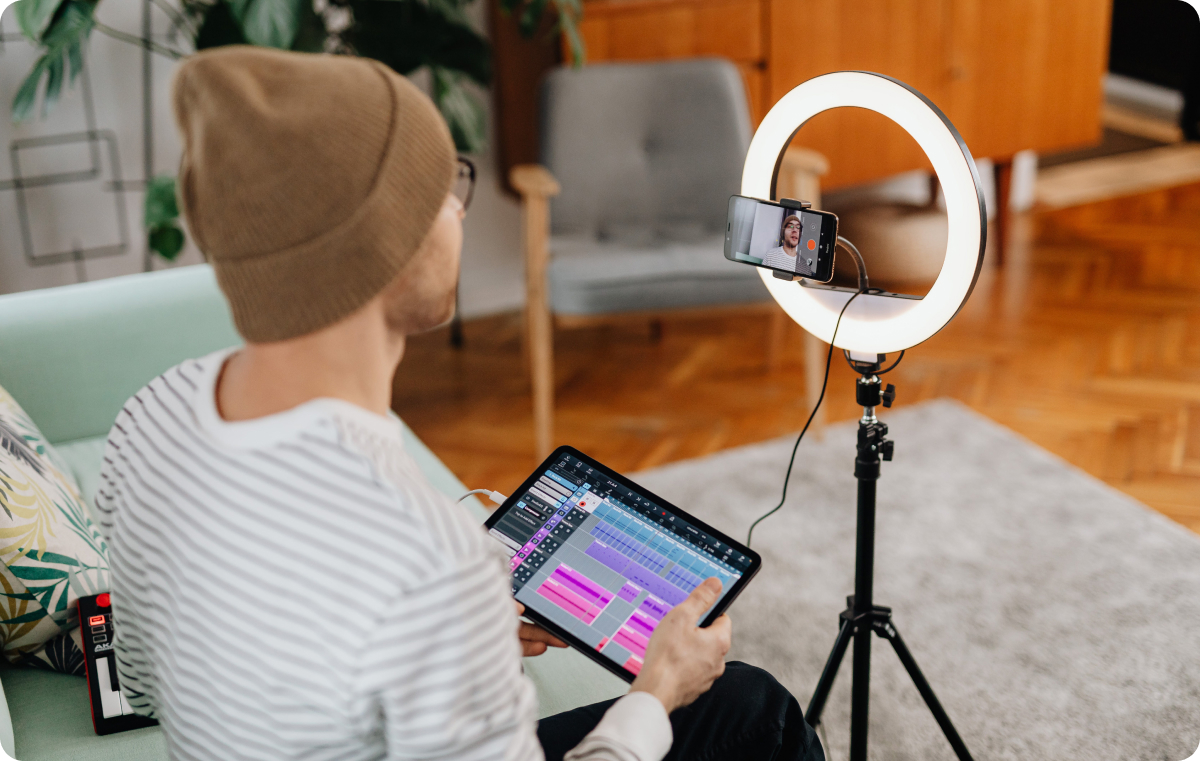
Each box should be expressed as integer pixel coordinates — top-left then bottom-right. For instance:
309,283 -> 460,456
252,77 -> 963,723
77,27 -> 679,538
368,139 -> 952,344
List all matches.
94,349 -> 671,761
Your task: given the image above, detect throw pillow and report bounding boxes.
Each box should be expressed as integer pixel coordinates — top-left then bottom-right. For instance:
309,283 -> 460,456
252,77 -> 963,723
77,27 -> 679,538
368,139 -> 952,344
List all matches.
0,384 -> 109,675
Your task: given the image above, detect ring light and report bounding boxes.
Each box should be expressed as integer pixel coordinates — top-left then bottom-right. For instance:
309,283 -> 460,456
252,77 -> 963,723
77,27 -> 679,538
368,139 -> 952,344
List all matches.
742,71 -> 987,354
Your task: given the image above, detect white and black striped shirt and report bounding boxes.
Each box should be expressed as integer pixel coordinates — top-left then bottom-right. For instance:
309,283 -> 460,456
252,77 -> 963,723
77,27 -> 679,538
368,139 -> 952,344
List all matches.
94,350 -> 671,761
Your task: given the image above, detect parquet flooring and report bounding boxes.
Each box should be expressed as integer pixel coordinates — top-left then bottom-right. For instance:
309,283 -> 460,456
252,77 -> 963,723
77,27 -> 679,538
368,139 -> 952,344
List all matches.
392,182 -> 1200,534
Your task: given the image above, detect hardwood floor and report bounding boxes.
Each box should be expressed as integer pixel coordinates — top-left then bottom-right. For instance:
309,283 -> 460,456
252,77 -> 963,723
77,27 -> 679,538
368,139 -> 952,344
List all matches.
393,182 -> 1200,534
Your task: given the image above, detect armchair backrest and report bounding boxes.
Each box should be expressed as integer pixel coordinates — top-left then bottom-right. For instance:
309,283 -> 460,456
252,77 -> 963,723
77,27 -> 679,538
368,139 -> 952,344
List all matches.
539,58 -> 752,243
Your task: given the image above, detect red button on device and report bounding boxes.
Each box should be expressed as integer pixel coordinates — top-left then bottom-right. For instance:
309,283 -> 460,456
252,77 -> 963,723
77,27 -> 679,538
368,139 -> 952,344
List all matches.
807,239 -> 816,251
96,593 -> 111,607
88,615 -> 106,626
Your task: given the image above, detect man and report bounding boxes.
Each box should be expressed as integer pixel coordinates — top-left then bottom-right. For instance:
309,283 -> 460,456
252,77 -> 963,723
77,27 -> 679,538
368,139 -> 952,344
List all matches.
760,213 -> 803,273
95,46 -> 822,761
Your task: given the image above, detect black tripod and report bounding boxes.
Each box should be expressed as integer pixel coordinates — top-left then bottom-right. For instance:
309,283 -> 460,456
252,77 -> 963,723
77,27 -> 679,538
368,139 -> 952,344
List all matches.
805,363 -> 975,761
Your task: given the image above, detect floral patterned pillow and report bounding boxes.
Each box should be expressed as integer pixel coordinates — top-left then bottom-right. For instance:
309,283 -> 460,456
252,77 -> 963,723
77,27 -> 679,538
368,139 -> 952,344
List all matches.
0,384 -> 110,675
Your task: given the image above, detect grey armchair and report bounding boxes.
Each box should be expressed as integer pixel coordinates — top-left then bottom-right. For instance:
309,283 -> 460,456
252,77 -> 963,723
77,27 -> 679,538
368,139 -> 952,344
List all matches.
512,58 -> 828,457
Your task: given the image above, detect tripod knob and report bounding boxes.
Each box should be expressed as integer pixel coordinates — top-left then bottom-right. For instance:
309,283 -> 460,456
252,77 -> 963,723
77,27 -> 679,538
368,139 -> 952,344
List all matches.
881,384 -> 896,408
881,440 -> 894,461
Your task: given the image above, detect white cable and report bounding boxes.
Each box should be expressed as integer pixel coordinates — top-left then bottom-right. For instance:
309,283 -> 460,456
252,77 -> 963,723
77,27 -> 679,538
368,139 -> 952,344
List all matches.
457,489 -> 508,505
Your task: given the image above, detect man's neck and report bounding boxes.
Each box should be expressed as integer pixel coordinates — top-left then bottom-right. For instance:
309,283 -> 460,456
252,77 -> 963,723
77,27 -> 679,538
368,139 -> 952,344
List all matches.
216,300 -> 405,422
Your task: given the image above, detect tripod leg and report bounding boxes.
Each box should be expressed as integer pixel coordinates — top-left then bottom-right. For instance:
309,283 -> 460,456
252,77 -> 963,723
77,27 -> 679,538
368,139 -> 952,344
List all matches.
805,613 -> 854,727
878,621 -> 975,761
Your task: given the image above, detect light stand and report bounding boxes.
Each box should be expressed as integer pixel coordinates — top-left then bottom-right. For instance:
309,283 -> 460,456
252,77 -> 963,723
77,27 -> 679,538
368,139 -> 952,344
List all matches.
804,359 -> 974,761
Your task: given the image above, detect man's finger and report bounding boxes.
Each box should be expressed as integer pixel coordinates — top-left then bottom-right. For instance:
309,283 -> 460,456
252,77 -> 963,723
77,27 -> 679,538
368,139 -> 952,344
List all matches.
515,602 -> 526,616
519,622 -> 568,647
679,577 -> 723,613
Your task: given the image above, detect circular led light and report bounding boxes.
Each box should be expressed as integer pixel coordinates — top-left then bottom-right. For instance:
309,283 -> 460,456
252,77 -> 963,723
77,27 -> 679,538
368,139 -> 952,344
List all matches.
743,71 -> 987,354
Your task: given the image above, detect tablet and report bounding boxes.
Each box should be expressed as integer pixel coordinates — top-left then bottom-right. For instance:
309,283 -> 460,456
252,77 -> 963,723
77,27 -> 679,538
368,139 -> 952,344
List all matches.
485,446 -> 761,683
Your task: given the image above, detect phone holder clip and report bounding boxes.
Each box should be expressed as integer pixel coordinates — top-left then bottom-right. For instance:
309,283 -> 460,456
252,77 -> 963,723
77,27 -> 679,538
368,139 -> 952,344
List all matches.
779,198 -> 813,211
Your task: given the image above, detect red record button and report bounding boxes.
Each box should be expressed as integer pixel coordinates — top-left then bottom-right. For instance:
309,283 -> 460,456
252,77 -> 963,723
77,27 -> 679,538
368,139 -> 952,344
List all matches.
96,593 -> 111,608
807,239 -> 816,251
88,615 -> 106,627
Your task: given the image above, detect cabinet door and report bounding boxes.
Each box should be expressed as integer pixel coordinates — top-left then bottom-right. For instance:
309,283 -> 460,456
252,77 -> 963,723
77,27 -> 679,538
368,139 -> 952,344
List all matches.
944,0 -> 1110,159
767,0 -> 952,189
766,0 -> 1109,189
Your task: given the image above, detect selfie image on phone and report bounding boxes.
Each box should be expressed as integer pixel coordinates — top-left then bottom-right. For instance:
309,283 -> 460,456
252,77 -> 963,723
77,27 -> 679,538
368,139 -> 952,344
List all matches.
725,195 -> 838,283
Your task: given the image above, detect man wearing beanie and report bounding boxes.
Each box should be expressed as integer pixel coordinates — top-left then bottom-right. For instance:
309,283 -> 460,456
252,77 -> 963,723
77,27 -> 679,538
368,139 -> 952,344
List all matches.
93,47 -> 821,761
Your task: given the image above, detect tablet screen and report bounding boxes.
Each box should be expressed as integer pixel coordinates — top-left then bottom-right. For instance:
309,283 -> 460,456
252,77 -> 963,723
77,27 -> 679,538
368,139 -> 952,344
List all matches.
487,450 -> 755,678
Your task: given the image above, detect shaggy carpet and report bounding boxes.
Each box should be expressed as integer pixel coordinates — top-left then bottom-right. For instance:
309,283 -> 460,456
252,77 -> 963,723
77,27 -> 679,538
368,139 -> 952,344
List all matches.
632,400 -> 1200,761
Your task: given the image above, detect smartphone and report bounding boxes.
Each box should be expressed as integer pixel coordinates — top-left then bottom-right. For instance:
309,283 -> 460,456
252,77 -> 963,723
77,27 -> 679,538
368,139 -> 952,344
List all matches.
725,195 -> 838,283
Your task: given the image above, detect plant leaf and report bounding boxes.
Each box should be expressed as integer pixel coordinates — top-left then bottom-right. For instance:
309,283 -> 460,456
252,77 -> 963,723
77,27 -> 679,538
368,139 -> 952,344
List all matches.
9,566 -> 70,581
41,54 -> 65,117
195,0 -> 248,49
144,175 -> 180,227
431,67 -> 486,153
518,0 -> 548,38
13,0 -> 65,41
1,609 -> 48,625
239,0 -> 305,49
149,225 -> 186,261
11,0 -> 95,123
346,0 -> 491,86
11,58 -> 46,123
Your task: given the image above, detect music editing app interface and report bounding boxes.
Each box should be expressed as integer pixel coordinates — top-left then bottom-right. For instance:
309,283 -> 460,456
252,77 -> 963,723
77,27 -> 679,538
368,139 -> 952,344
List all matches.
489,455 -> 751,675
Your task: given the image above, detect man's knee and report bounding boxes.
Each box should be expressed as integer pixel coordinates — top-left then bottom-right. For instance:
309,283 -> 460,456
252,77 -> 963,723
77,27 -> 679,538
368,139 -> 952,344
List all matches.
709,662 -> 824,761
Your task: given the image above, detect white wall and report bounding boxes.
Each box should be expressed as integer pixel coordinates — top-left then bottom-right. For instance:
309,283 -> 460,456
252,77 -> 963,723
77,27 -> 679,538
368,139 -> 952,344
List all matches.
0,2 -> 525,318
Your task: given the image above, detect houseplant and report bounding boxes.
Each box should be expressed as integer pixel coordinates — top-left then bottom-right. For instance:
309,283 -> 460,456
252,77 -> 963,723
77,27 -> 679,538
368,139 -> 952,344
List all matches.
8,0 -> 578,261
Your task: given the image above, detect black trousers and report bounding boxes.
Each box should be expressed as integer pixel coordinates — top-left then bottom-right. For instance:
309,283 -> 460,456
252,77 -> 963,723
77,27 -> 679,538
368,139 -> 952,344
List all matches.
538,662 -> 824,761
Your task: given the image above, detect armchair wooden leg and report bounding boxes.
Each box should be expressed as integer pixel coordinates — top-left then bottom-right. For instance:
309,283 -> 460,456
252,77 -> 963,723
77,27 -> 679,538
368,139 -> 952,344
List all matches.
803,331 -> 826,440
528,305 -> 554,460
512,164 -> 562,460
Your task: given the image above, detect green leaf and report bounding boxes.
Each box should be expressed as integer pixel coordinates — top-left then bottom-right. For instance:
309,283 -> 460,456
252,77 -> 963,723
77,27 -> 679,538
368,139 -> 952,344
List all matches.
347,0 -> 491,86
9,566 -> 70,581
195,0 -> 248,49
1,609 -> 48,626
12,58 -> 47,123
10,0 -> 95,123
22,550 -> 80,566
238,0 -> 305,49
518,0 -> 548,38
432,67 -> 486,153
41,53 -> 65,117
554,0 -> 585,65
144,175 -> 179,227
13,0 -> 65,41
149,225 -> 186,261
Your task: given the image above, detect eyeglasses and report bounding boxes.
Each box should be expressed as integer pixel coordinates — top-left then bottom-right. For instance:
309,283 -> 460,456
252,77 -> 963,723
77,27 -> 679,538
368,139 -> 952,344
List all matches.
452,156 -> 476,211
784,221 -> 801,230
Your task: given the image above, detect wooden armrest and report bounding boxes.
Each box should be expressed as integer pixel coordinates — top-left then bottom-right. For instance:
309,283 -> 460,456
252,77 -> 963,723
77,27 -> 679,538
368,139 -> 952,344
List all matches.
510,164 -> 561,199
781,146 -> 830,177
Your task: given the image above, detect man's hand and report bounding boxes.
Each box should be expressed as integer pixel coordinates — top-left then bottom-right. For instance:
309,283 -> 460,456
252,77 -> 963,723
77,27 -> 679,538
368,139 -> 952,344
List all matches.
515,602 -> 568,657
630,577 -> 731,714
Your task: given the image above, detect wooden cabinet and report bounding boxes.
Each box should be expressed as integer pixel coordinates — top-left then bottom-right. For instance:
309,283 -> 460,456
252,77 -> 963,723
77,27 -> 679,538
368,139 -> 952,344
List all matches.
574,0 -> 769,121
571,0 -> 1112,190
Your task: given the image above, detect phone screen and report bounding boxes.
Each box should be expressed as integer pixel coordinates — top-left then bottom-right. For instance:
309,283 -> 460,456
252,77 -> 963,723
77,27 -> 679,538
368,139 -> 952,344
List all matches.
725,195 -> 838,282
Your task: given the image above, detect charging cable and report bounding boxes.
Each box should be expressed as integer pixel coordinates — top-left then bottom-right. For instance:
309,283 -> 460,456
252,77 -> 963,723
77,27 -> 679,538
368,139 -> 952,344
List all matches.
458,489 -> 508,505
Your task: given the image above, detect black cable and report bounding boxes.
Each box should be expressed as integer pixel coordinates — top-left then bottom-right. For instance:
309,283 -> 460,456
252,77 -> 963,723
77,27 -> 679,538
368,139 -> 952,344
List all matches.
746,289 -> 865,548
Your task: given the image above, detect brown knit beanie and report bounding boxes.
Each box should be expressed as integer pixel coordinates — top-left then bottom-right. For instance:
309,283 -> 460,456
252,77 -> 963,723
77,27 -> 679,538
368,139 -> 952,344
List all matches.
172,46 -> 456,343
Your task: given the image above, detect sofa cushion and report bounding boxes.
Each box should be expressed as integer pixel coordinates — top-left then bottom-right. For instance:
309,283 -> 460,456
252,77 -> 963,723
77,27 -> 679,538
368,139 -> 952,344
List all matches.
3,667 -> 164,761
0,386 -> 109,676
548,235 -> 769,316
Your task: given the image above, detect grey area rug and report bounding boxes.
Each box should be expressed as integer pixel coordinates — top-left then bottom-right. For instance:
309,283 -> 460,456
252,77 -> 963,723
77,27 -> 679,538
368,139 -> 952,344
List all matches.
631,400 -> 1200,761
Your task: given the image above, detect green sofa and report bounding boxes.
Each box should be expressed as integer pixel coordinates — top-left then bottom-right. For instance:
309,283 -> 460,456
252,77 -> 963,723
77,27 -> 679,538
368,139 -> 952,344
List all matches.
0,265 -> 626,760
